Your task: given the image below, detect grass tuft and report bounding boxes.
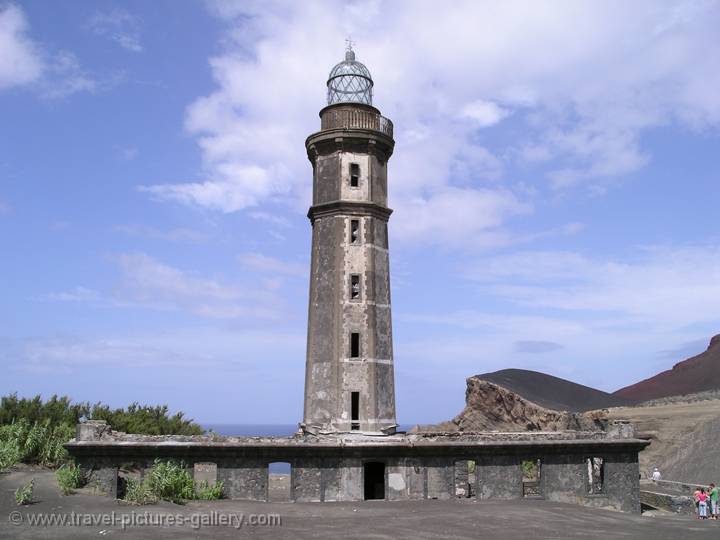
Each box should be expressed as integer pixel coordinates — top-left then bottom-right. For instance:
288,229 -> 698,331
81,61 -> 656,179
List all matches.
15,479 -> 34,505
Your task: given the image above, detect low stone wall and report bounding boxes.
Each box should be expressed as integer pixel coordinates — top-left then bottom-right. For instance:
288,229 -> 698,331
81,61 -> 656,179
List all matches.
640,490 -> 696,514
66,422 -> 648,513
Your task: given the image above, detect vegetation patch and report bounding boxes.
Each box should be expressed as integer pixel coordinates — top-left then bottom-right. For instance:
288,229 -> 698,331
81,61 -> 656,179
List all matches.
122,460 -> 224,505
56,463 -> 82,495
147,459 -> 195,503
0,420 -> 73,467
123,478 -> 159,505
15,479 -> 34,505
1,394 -> 204,436
196,479 -> 224,500
0,394 -> 204,471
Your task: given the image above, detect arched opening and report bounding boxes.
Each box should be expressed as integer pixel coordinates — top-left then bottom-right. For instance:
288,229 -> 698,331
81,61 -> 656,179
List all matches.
364,461 -> 385,500
268,462 -> 292,502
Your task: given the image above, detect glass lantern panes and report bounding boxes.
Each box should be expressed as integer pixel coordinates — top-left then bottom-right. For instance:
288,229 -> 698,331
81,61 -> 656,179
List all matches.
327,50 -> 373,106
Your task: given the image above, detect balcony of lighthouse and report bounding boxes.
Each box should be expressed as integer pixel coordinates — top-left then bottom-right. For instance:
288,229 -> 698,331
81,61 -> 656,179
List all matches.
318,103 -> 394,139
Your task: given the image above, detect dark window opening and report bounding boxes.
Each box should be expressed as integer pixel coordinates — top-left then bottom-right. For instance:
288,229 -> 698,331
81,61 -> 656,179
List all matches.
350,332 -> 360,358
522,458 -> 542,498
350,220 -> 359,244
350,274 -> 360,300
350,163 -> 360,187
586,457 -> 605,494
364,462 -> 385,500
351,392 -> 360,431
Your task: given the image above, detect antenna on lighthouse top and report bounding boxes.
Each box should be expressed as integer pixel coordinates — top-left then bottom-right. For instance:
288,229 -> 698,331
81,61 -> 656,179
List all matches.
345,37 -> 356,61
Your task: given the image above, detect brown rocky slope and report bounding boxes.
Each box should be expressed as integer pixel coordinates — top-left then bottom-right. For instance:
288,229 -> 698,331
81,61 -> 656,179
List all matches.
614,334 -> 720,402
414,376 -> 608,432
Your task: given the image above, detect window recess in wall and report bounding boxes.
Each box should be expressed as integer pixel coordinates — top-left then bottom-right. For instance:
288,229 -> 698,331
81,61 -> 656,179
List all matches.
350,163 -> 360,187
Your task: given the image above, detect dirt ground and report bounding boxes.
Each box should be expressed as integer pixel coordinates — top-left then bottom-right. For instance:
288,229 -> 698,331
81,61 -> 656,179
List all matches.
607,398 -> 720,479
2,468 -> 719,539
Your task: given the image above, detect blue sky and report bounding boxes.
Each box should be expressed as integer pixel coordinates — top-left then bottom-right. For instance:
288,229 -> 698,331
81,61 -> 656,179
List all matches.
1,0 -> 719,425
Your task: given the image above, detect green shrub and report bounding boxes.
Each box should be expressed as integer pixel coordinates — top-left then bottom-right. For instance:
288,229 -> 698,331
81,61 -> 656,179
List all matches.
15,479 -> 34,505
56,463 -> 82,495
0,419 -> 74,467
522,459 -> 539,480
122,461 -> 224,504
0,394 -> 203,436
147,459 -> 194,503
90,403 -> 203,436
123,478 -> 158,505
0,438 -> 21,471
196,480 -> 223,500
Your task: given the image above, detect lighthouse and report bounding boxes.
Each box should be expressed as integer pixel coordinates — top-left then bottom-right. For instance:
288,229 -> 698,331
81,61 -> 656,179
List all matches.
302,46 -> 397,435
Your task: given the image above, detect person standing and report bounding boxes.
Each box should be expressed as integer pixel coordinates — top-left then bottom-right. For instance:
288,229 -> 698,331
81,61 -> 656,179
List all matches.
698,488 -> 709,520
693,487 -> 702,518
651,467 -> 661,481
710,483 -> 719,520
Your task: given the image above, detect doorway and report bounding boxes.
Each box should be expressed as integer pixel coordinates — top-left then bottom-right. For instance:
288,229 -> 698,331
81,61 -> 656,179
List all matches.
267,462 -> 292,502
363,462 -> 385,500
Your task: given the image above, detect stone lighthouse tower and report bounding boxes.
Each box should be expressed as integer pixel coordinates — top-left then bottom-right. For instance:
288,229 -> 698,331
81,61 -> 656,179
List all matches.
302,46 -> 397,435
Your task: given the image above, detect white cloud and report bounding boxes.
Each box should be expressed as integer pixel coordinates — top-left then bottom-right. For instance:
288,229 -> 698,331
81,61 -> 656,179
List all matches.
139,164 -> 283,213
88,8 -> 142,52
140,0 -> 720,249
16,337 -> 185,371
0,5 -> 97,98
392,187 -> 530,248
459,99 -> 509,127
37,253 -> 303,320
462,245 -> 720,329
39,50 -> 96,99
42,286 -> 100,302
0,3 -> 43,89
112,253 -> 283,319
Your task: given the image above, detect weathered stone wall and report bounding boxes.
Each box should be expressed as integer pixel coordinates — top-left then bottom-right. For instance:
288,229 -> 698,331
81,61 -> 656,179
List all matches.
293,459 -> 322,502
541,453 -> 586,505
218,459 -> 267,500
476,455 -> 523,500
640,489 -> 695,514
67,424 -> 647,512
603,452 -> 641,513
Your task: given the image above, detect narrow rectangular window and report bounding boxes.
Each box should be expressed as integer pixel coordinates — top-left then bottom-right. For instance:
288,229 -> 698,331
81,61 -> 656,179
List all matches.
350,274 -> 360,300
350,219 -> 359,244
350,332 -> 360,358
586,457 -> 604,494
351,391 -> 359,430
350,163 -> 360,187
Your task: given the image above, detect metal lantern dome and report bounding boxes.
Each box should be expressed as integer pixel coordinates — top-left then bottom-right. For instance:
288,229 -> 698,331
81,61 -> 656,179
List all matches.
326,48 -> 373,106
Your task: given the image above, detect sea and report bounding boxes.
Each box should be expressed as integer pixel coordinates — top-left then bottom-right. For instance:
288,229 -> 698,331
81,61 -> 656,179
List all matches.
201,423 -> 417,473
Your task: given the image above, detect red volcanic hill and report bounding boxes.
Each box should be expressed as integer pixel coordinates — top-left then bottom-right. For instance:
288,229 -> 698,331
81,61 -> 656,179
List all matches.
614,334 -> 720,402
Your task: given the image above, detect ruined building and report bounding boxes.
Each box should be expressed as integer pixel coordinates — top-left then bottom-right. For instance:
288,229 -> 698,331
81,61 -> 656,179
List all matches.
66,47 -> 649,512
